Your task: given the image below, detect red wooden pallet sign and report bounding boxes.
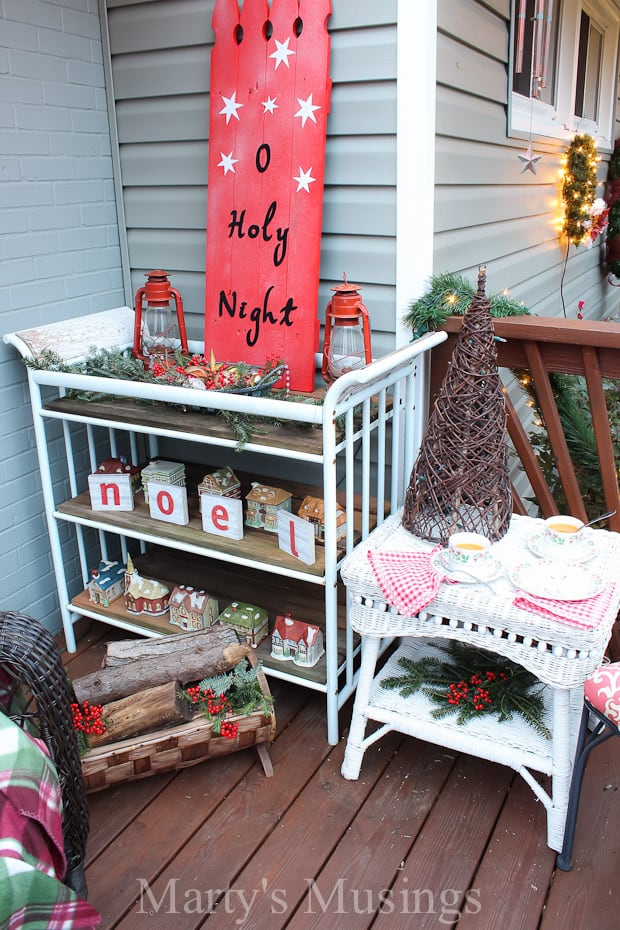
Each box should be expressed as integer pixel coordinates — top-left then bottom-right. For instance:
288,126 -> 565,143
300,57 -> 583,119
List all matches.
205,0 -> 332,392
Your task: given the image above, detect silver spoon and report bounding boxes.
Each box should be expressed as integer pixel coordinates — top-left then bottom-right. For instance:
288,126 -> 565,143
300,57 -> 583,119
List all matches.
449,567 -> 498,593
437,551 -> 499,593
575,510 -> 617,532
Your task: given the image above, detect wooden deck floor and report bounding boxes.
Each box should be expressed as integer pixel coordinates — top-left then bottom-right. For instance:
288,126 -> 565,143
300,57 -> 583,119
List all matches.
63,622 -> 619,930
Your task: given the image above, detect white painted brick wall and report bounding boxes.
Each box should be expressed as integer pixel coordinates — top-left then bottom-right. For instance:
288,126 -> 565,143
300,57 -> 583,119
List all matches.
0,0 -> 125,634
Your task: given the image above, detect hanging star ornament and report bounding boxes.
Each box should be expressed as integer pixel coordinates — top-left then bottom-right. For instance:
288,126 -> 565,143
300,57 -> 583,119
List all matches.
518,144 -> 542,174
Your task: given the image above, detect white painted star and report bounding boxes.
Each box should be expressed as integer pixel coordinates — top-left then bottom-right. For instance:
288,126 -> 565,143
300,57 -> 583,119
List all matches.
294,94 -> 321,128
293,166 -> 316,193
219,92 -> 243,124
518,144 -> 542,174
262,96 -> 279,114
217,151 -> 238,175
270,37 -> 295,70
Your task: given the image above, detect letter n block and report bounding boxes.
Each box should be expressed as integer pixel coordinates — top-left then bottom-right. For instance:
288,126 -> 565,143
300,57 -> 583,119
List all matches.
88,473 -> 135,512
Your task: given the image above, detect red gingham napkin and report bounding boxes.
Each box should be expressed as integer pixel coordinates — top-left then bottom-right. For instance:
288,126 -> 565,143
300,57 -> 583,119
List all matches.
367,545 -> 445,616
513,582 -> 617,630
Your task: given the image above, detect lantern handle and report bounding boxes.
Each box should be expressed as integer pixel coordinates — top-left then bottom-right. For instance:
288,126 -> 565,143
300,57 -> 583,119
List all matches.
169,285 -> 189,357
133,284 -> 147,364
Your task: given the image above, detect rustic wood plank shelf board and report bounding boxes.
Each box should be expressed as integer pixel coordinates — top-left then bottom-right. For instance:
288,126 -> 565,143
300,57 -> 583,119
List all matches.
56,492 -> 328,581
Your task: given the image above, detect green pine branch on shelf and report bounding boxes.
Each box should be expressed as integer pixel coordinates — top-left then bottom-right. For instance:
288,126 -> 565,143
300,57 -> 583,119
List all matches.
381,642 -> 551,739
23,348 -> 323,451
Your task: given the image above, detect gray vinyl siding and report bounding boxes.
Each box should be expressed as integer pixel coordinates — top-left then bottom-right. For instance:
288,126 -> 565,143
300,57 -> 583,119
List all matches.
104,0 -> 399,356
434,0 -> 619,510
107,0 -> 620,345
435,0 -> 620,322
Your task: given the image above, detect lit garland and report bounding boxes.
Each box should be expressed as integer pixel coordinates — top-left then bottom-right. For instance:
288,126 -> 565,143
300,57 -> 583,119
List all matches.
516,368 -> 619,520
403,271 -> 530,339
561,134 -> 601,245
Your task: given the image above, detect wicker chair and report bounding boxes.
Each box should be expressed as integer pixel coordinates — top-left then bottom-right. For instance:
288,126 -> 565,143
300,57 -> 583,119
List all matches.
556,660 -> 620,871
0,610 -> 89,898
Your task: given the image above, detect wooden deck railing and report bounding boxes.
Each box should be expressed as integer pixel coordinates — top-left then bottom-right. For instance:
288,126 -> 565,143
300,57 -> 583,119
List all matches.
429,316 -> 620,533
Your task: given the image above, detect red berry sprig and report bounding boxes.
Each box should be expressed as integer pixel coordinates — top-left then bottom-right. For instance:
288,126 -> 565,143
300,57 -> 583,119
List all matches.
220,720 -> 239,740
444,670 -> 504,714
71,699 -> 106,737
182,685 -> 238,739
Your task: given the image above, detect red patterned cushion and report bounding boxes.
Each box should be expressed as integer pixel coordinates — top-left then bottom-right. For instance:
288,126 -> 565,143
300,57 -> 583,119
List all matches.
584,662 -> 620,725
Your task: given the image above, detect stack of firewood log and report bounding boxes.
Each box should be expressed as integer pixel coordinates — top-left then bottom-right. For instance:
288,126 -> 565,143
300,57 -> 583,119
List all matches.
72,625 -> 255,747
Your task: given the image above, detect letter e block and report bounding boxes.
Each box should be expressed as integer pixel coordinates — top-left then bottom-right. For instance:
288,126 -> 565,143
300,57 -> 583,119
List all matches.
88,473 -> 135,512
148,480 -> 189,525
202,494 -> 243,540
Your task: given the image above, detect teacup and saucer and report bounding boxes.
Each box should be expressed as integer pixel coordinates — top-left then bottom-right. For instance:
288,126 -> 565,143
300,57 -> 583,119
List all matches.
446,532 -> 491,571
431,532 -> 503,584
528,515 -> 597,562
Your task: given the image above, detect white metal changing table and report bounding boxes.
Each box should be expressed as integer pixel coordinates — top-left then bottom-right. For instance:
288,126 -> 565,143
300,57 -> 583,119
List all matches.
340,511 -> 620,851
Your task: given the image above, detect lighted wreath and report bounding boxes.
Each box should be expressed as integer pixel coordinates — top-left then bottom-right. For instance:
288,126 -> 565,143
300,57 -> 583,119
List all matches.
562,133 -> 607,247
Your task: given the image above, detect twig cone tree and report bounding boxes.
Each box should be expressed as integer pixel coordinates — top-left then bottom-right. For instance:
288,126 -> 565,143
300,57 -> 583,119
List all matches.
402,266 -> 512,544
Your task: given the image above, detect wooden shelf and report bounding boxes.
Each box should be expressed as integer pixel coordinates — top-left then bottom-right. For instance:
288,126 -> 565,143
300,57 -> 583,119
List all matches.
137,548 -> 357,686
57,491 -> 328,580
45,396 -> 329,456
132,546 -> 346,627
71,554 -> 356,690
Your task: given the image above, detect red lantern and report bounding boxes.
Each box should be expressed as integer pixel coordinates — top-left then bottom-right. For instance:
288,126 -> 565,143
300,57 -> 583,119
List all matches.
133,270 -> 188,367
322,274 -> 372,384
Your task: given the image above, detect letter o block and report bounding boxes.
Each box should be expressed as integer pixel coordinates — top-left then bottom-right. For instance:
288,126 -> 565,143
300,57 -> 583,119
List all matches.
148,480 -> 189,525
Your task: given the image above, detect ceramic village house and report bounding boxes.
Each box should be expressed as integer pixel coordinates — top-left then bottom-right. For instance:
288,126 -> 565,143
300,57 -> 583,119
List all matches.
271,614 -> 325,668
168,585 -> 219,631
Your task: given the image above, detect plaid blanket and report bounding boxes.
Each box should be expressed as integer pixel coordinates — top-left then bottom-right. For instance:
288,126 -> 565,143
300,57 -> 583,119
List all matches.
0,711 -> 100,929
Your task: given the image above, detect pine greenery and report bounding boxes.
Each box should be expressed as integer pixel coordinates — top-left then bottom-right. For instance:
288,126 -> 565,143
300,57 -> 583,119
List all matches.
23,348 -> 321,451
381,642 -> 551,739
197,659 -> 273,719
403,271 -> 530,339
606,142 -> 620,277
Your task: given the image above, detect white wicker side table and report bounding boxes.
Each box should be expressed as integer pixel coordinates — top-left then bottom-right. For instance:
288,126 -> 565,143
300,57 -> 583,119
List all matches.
340,511 -> 620,852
